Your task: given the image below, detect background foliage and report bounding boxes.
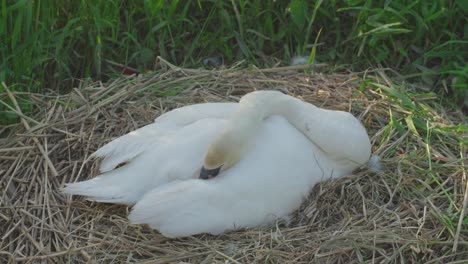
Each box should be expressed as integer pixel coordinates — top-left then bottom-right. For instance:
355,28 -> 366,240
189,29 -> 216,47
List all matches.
1,0 -> 467,124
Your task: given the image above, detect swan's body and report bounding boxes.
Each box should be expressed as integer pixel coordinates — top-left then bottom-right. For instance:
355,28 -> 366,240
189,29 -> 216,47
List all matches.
63,91 -> 371,238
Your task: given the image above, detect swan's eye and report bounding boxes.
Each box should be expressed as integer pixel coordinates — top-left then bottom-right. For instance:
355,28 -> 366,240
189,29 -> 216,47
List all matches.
199,165 -> 222,180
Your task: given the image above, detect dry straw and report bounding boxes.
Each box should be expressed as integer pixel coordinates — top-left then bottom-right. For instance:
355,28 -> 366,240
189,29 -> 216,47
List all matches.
1,60 -> 466,263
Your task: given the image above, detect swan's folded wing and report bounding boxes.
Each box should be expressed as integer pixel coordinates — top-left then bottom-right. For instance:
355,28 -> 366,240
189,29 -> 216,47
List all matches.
92,103 -> 237,173
154,102 -> 237,125
92,123 -> 169,172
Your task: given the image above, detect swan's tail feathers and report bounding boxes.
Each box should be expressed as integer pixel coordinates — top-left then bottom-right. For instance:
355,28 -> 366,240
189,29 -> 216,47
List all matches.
62,173 -> 142,205
129,180 -> 229,238
62,182 -> 128,204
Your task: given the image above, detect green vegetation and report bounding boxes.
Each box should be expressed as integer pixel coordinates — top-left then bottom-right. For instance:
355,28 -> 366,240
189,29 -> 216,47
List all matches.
0,0 -> 467,124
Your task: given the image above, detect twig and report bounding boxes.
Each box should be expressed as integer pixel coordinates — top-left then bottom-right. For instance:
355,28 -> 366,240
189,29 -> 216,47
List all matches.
14,243 -> 101,261
0,146 -> 35,152
452,146 -> 467,253
2,82 -> 58,177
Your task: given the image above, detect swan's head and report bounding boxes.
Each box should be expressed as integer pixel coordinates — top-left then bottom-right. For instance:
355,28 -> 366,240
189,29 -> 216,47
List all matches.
200,129 -> 249,179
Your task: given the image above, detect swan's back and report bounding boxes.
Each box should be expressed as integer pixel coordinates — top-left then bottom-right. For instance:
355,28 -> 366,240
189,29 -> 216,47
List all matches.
130,115 -> 346,237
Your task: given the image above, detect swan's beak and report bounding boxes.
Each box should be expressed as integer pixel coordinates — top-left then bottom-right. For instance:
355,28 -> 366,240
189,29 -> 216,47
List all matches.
199,166 -> 222,179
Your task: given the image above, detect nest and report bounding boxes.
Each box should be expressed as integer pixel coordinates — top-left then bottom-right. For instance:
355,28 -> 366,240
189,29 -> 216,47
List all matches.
1,60 -> 467,263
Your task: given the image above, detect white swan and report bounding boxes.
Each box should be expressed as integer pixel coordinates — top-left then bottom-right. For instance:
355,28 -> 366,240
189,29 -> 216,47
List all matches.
63,90 -> 371,238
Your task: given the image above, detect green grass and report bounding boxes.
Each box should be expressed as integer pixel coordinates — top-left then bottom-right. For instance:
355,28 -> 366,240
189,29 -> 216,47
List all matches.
370,79 -> 468,252
0,0 -> 467,124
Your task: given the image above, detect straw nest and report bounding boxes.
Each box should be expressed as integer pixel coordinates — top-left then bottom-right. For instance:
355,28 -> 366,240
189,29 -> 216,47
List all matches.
1,60 -> 467,263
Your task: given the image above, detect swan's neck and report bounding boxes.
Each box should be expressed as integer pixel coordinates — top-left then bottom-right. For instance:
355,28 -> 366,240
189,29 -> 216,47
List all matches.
268,97 -> 313,125
203,103 -> 264,171
238,91 -> 325,150
241,93 -> 315,136
248,92 -> 371,165
224,93 -> 308,144
219,95 -> 308,161
225,103 -> 264,144
208,91 -> 370,172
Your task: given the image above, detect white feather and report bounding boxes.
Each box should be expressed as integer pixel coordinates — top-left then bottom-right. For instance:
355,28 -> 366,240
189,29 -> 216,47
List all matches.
63,91 -> 371,237
91,103 -> 237,173
129,116 -> 341,237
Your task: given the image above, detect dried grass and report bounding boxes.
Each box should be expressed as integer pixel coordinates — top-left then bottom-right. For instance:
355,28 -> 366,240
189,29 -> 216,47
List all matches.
1,60 -> 467,263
